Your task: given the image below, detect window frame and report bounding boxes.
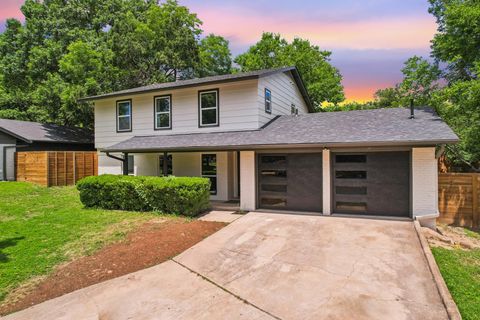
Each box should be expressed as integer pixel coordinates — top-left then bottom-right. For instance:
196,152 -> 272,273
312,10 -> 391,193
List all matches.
116,99 -> 132,133
153,94 -> 172,130
198,89 -> 219,128
265,88 -> 272,114
201,153 -> 217,195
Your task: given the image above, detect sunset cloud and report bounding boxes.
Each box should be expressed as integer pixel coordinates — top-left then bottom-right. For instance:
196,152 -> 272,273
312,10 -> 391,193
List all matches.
0,0 -> 437,102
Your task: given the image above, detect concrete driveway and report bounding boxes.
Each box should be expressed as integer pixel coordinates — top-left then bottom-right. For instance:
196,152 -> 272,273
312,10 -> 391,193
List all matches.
5,212 -> 448,320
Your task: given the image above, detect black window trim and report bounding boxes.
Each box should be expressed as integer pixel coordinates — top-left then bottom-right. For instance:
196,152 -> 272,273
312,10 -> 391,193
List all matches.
198,89 -> 220,128
201,153 -> 217,195
153,94 -> 172,130
265,87 -> 272,114
116,99 -> 132,133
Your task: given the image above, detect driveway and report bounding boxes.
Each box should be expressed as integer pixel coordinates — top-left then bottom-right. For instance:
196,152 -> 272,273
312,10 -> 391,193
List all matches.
5,212 -> 448,320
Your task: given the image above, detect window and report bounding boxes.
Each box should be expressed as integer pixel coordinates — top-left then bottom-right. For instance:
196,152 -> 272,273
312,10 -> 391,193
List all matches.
199,90 -> 219,127
116,100 -> 132,132
127,155 -> 134,174
335,154 -> 367,163
260,155 -> 286,166
265,88 -> 272,114
154,95 -> 171,130
335,171 -> 367,179
159,154 -> 173,176
202,154 -> 217,195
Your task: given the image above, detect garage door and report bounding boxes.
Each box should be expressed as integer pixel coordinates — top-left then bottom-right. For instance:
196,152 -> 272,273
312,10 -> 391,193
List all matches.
332,152 -> 410,217
258,153 -> 322,212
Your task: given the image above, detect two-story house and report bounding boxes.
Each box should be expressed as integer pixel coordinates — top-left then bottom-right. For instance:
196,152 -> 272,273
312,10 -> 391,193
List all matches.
81,66 -> 458,227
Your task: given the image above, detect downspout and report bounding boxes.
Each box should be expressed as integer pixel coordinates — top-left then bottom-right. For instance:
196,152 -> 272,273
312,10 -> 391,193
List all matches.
106,152 -> 129,175
435,145 -> 446,159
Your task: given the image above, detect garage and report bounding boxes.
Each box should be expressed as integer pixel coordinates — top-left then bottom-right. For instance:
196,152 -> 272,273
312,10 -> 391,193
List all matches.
257,153 -> 323,212
332,152 -> 410,217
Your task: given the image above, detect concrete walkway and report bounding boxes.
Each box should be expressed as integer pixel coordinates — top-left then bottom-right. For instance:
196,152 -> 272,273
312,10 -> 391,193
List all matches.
5,212 -> 448,320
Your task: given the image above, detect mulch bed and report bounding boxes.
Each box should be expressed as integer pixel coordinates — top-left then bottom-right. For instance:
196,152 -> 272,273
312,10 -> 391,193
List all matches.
0,219 -> 225,316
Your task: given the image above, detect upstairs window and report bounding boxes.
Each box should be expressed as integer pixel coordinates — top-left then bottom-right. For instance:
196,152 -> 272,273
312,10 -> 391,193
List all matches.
199,89 -> 219,127
265,88 -> 272,114
154,95 -> 172,130
202,154 -> 217,195
116,100 -> 132,132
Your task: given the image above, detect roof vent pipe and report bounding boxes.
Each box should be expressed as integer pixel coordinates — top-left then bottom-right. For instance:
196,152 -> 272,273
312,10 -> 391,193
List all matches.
409,99 -> 415,119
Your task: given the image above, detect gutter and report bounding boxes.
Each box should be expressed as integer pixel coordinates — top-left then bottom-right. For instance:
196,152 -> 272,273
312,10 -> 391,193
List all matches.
99,139 -> 459,154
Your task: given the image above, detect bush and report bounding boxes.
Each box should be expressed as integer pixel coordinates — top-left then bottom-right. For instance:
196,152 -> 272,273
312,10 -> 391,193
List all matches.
76,175 -> 211,216
137,176 -> 211,216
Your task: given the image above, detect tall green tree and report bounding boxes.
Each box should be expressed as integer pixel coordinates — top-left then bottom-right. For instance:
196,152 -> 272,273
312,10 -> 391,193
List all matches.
429,0 -> 480,81
0,0 -> 231,128
196,34 -> 232,78
235,33 -> 345,107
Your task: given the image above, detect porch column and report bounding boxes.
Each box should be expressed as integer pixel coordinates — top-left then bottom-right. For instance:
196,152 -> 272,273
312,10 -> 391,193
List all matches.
322,149 -> 331,215
412,147 -> 438,228
240,151 -> 256,211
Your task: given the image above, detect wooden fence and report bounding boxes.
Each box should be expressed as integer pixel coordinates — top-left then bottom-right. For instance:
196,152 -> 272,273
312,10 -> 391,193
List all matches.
16,151 -> 98,187
438,173 -> 480,228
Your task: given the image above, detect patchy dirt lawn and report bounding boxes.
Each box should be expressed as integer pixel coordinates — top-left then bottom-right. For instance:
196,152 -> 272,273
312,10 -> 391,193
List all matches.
0,219 -> 225,316
422,224 -> 480,250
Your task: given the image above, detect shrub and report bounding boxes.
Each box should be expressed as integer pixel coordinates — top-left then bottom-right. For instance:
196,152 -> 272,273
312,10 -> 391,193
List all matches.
76,175 -> 211,216
76,175 -> 148,211
137,176 -> 211,216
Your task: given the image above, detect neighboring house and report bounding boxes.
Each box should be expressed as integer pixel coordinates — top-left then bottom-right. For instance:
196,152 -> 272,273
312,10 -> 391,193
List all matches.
0,119 -> 94,181
80,66 -> 459,227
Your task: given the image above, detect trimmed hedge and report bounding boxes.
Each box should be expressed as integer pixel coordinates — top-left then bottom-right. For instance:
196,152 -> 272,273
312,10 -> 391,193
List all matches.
76,175 -> 211,216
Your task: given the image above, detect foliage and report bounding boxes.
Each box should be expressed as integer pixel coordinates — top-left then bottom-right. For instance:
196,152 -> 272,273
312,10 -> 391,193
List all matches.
432,70 -> 480,170
0,0 -> 231,128
77,174 -> 211,216
137,176 -> 211,216
76,175 -> 148,211
235,32 -> 345,107
431,246 -> 480,320
0,182 -> 157,302
196,34 -> 232,78
429,0 -> 480,81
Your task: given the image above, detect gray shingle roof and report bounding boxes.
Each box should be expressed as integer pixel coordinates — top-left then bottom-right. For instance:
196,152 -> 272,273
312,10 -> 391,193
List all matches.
79,66 -> 314,112
102,107 -> 458,152
0,118 -> 93,144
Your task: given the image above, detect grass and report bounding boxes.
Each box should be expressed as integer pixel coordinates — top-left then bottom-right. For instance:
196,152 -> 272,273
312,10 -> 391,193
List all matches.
0,182 -> 163,303
431,228 -> 480,320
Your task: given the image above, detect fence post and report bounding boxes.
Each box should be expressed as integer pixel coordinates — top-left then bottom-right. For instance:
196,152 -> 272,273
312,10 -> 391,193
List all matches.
473,174 -> 479,229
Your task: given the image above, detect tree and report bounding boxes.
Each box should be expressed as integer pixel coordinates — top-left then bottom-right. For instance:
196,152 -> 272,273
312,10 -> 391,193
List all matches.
235,33 -> 345,107
196,34 -> 232,77
0,0 -> 230,128
399,56 -> 441,106
373,87 -> 402,108
429,0 -> 480,81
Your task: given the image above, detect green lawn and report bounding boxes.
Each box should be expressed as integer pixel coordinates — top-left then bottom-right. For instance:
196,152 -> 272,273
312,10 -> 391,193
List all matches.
0,182 -> 159,302
431,230 -> 480,320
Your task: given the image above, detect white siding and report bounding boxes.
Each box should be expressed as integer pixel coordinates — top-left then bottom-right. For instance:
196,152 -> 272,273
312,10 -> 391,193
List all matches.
257,71 -> 309,127
95,80 -> 259,149
412,147 -> 438,218
240,151 -> 256,211
98,152 -> 123,175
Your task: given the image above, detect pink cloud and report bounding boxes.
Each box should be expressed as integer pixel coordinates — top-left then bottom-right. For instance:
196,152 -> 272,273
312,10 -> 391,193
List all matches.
0,0 -> 24,21
198,8 -> 436,50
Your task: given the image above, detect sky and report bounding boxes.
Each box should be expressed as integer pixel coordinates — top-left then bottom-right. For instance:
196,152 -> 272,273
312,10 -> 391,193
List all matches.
0,0 -> 437,102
